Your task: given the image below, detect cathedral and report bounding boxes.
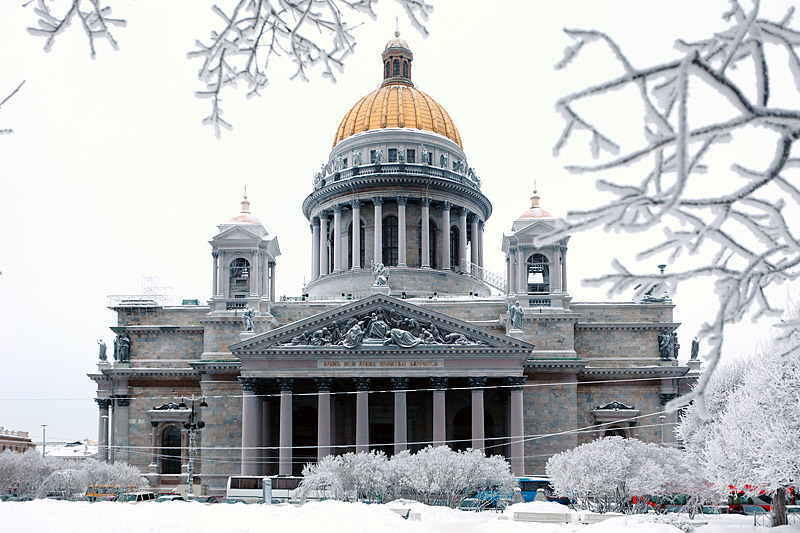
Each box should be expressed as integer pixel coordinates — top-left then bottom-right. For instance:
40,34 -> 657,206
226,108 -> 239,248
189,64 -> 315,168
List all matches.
90,33 -> 697,493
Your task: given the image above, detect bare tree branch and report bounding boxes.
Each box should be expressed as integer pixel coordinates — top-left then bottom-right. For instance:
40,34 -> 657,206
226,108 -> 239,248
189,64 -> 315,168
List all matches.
544,4 -> 800,418
0,81 -> 25,135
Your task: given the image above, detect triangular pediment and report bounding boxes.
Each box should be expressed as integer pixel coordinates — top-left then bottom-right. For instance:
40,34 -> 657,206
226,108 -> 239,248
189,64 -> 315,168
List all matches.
231,294 -> 534,354
212,225 -> 262,243
510,218 -> 557,235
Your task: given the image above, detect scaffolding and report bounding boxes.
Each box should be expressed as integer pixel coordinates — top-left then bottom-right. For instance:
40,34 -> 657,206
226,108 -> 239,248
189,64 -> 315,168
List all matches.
107,275 -> 174,307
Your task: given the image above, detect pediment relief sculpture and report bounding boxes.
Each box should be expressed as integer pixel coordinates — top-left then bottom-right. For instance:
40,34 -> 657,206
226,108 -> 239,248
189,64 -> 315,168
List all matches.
281,308 -> 482,349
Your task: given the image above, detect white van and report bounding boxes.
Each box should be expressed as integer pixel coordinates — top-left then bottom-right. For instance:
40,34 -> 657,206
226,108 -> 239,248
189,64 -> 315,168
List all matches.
119,491 -> 156,503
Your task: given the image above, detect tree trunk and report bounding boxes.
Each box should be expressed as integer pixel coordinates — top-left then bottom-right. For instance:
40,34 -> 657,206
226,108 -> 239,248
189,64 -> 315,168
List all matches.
772,486 -> 787,527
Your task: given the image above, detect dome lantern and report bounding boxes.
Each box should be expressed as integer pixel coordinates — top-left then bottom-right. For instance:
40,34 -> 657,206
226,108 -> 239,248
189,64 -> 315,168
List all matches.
381,30 -> 413,86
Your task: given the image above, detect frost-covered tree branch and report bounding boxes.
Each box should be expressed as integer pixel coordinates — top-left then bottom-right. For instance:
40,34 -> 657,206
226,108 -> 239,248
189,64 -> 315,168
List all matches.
188,0 -> 433,138
27,0 -> 127,59
0,81 -> 25,135
545,2 -> 800,418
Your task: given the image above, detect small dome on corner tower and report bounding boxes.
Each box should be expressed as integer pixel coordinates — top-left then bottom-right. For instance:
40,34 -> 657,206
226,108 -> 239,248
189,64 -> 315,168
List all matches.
228,191 -> 263,225
518,185 -> 553,220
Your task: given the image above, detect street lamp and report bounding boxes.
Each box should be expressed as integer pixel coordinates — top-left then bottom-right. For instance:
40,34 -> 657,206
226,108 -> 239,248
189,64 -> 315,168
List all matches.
180,396 -> 208,497
41,425 -> 47,458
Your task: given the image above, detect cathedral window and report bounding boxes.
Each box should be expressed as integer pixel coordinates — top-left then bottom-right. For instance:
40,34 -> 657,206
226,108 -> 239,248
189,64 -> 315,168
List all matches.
526,253 -> 550,293
449,226 -> 460,270
160,425 -> 182,474
229,258 -> 250,297
407,149 -> 415,163
370,150 -> 377,164
388,148 -> 397,162
385,61 -> 390,78
383,215 -> 399,266
403,60 -> 408,77
393,59 -> 400,77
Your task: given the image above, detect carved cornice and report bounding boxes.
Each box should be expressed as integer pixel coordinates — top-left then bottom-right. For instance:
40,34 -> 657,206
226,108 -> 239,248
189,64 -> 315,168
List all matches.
595,401 -> 635,411
576,322 -> 680,330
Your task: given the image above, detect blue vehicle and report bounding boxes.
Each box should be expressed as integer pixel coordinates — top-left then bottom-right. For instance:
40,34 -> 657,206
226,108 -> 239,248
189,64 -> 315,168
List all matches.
517,476 -> 572,505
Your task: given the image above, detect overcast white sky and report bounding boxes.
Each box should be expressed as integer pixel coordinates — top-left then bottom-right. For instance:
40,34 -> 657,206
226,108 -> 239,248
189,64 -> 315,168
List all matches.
1,0 -> 796,443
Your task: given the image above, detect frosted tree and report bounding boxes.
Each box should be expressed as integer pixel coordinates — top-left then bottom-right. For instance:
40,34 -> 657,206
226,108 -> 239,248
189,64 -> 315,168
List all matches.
702,325 -> 800,526
25,0 -> 434,138
547,1 -> 800,417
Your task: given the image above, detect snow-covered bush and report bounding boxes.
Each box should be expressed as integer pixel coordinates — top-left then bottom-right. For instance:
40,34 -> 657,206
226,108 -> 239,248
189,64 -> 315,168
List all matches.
300,446 -> 514,507
546,437 -> 701,514
0,452 -> 146,499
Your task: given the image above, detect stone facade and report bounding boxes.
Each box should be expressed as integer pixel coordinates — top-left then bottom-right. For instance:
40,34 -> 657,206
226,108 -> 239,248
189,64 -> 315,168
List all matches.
89,33 -> 698,493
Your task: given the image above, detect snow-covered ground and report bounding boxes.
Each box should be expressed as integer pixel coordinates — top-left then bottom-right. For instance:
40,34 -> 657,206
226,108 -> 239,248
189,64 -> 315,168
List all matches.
2,499 -> 799,533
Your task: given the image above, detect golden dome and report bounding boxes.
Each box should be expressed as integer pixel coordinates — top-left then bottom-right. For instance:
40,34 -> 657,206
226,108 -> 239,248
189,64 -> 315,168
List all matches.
228,193 -> 262,225
332,32 -> 462,149
519,188 -> 553,219
332,83 -> 462,148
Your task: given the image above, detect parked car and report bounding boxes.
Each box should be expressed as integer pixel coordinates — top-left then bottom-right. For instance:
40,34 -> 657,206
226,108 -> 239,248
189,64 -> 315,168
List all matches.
154,495 -> 185,502
219,498 -> 247,504
187,495 -> 220,504
119,492 -> 156,503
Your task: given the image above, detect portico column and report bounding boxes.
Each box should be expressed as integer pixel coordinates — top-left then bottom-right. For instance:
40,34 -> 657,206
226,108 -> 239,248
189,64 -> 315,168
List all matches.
319,212 -> 329,276
239,377 -> 262,475
421,198 -> 431,268
333,204 -> 343,273
114,395 -> 130,464
353,378 -> 371,453
211,251 -> 219,297
96,398 -> 110,462
150,421 -> 159,471
516,248 -> 526,294
316,378 -> 333,461
251,250 -> 260,296
373,197 -> 383,265
392,378 -> 409,454
311,218 -> 320,281
459,208 -> 468,271
216,251 -> 225,297
478,220 -> 485,267
261,395 -> 271,476
470,215 -> 479,266
506,254 -> 513,295
351,201 -> 361,270
507,377 -> 526,476
269,262 -> 276,302
469,377 -> 487,451
430,377 -> 448,447
441,202 -> 452,270
277,378 -> 294,476
397,196 -> 408,267
553,247 -> 562,292
561,246 -> 568,293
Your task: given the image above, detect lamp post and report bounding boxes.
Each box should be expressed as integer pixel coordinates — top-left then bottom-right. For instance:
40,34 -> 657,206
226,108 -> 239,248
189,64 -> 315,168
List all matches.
41,425 -> 47,458
180,396 -> 207,497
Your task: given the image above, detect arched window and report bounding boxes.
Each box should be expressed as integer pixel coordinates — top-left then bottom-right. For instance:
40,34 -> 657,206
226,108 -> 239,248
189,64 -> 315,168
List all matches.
417,221 -> 437,269
402,60 -> 408,77
347,219 -> 366,269
383,216 -> 399,266
229,258 -> 250,297
385,61 -> 390,78
161,425 -> 182,474
449,226 -> 460,270
527,253 -> 550,293
392,59 -> 400,77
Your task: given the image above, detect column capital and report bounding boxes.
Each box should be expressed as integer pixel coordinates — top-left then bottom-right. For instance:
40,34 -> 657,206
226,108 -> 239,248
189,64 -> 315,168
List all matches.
312,216 -> 320,225
429,377 -> 449,390
333,203 -> 343,213
350,199 -> 362,209
353,377 -> 371,391
318,209 -> 331,218
505,376 -> 527,391
479,220 -> 485,230
239,377 -> 260,393
468,212 -> 477,223
459,207 -> 469,218
276,377 -> 295,392
95,398 -> 112,410
315,377 -> 333,392
420,197 -> 432,207
396,195 -> 408,206
114,395 -> 131,407
391,377 -> 410,390
559,245 -> 568,253
372,196 -> 384,206
509,247 -> 516,254
151,421 -> 159,428
442,201 -> 452,210
466,377 -> 488,388
659,393 -> 678,406
211,251 -> 219,259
